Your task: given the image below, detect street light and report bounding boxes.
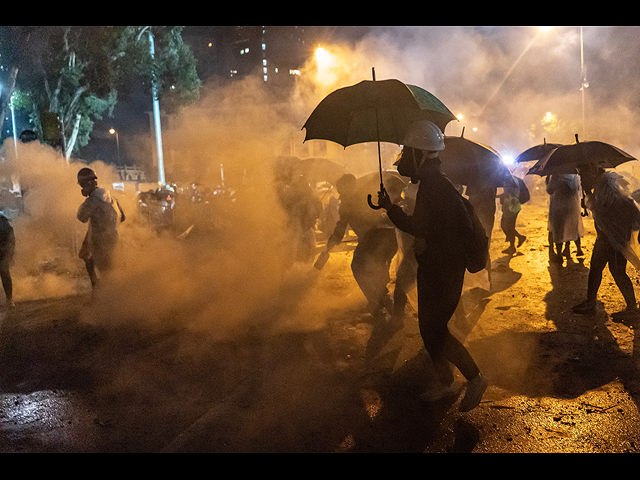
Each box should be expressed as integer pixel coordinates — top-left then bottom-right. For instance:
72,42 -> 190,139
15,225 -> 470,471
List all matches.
137,26 -> 165,186
109,128 -> 121,164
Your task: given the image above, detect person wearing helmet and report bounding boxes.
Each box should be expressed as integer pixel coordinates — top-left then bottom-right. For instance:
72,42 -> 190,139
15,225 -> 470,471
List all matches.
377,120 -> 487,412
76,167 -> 125,287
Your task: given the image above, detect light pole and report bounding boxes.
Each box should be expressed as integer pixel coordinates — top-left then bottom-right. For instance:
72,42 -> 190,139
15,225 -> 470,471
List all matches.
137,26 -> 166,186
109,128 -> 121,164
580,26 -> 588,140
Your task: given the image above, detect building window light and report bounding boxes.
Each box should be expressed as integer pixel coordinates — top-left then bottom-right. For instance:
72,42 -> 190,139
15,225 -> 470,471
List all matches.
264,75 -> 268,82
263,59 -> 267,66
263,67 -> 267,74
289,69 -> 301,76
262,43 -> 266,50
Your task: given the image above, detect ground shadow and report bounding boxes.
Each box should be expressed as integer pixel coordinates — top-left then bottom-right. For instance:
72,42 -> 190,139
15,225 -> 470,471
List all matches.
466,254 -> 640,402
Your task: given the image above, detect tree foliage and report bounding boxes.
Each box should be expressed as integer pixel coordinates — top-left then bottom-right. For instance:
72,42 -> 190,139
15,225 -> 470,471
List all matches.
1,26 -> 200,160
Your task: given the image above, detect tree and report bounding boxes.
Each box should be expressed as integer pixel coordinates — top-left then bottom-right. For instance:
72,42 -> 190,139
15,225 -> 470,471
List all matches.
3,26 -> 200,162
0,27 -> 35,141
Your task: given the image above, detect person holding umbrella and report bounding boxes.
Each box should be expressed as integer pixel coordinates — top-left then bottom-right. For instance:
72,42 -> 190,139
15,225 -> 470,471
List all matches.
377,120 -> 487,411
546,174 -> 584,264
573,165 -> 640,316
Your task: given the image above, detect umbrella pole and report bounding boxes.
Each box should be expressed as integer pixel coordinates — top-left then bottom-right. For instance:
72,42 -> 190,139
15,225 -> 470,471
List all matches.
368,67 -> 385,210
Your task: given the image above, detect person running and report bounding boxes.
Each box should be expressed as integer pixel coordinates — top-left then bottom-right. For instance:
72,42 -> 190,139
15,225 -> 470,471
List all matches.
573,166 -> 640,315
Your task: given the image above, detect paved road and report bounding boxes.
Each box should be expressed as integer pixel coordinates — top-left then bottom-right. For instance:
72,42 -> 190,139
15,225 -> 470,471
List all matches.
2,200 -> 640,452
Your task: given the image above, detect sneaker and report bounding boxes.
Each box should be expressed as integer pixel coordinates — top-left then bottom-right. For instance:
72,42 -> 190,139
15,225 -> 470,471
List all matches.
572,300 -> 596,315
419,382 -> 462,403
459,374 -> 488,412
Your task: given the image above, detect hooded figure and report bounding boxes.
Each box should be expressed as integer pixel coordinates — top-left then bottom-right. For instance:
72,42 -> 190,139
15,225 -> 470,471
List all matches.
77,168 -> 125,286
546,174 -> 584,262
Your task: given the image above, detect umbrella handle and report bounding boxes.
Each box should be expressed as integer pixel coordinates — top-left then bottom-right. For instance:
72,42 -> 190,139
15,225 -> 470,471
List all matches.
367,183 -> 385,210
367,193 -> 383,210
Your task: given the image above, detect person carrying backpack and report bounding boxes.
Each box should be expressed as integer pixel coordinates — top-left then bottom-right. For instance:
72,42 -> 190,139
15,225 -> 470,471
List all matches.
377,120 -> 487,412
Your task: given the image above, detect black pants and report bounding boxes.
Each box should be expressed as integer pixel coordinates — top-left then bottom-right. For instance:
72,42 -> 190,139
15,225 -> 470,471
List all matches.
501,211 -> 521,244
351,228 -> 398,317
417,254 -> 480,385
587,234 -> 636,307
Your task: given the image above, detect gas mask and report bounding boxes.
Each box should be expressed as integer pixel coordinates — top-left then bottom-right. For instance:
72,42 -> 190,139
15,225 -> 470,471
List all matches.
396,147 -> 425,184
80,180 -> 97,197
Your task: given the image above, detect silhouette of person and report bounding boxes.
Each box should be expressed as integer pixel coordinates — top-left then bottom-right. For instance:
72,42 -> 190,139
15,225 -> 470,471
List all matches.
326,173 -> 398,323
0,214 -> 15,308
378,120 -> 487,412
546,174 -> 584,264
76,167 -> 125,287
498,180 -> 526,255
573,166 -> 640,315
277,173 -> 322,265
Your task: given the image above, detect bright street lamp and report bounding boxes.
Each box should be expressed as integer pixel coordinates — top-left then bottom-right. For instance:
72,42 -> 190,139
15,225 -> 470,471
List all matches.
109,128 -> 121,164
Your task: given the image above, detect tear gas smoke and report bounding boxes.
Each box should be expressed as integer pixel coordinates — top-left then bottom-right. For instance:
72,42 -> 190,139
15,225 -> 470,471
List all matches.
4,26 -> 640,348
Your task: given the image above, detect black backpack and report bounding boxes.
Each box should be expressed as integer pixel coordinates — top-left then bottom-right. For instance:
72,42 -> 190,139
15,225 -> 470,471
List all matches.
516,177 -> 530,204
461,196 -> 489,274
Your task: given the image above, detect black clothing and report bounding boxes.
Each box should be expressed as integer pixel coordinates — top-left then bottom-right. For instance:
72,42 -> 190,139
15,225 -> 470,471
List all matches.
386,158 -> 480,382
328,187 -> 397,319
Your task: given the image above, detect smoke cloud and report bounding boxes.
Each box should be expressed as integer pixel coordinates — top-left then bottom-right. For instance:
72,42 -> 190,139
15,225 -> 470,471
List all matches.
3,26 -> 640,344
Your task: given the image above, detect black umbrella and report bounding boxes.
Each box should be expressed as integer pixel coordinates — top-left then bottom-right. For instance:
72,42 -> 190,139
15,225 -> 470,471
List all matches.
439,127 -> 515,188
303,68 -> 456,209
528,134 -> 636,176
515,138 -> 563,163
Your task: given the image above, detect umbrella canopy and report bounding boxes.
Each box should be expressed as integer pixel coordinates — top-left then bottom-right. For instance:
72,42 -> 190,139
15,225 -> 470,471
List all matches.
302,70 -> 456,209
515,139 -> 563,163
302,78 -> 457,147
439,129 -> 514,187
528,134 -> 636,176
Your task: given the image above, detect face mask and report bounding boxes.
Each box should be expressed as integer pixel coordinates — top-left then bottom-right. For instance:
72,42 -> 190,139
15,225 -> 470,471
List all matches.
396,147 -> 422,183
80,181 -> 97,197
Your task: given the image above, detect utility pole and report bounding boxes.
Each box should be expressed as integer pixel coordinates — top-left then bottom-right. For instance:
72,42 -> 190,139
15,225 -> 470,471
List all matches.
139,26 -> 166,186
580,26 -> 588,140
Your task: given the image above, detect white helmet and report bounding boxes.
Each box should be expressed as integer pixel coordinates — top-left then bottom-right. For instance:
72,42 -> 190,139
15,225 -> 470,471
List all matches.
402,120 -> 445,152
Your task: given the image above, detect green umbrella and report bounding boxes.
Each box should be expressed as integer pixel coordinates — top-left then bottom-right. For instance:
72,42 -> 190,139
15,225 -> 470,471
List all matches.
303,69 -> 456,208
303,74 -> 455,147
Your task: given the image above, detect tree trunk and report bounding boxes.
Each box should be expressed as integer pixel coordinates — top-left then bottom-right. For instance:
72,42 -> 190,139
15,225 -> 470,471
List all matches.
65,113 -> 82,162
